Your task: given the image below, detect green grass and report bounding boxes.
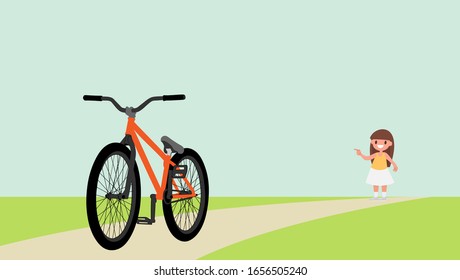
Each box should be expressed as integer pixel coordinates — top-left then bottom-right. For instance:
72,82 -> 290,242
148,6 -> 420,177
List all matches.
0,196 -> 349,246
0,197 -> 88,246
201,198 -> 460,260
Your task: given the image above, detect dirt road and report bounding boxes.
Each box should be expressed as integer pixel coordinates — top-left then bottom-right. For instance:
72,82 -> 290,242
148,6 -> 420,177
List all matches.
0,197 -> 418,260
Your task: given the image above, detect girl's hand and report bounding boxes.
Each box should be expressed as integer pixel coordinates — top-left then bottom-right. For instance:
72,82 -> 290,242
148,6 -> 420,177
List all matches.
354,149 -> 362,156
393,166 -> 398,172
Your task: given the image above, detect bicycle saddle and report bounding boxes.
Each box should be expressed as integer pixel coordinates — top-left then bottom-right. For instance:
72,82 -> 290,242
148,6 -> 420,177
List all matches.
161,136 -> 184,154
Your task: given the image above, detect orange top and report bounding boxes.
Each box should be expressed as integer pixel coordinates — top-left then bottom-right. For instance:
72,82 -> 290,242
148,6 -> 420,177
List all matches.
372,153 -> 387,170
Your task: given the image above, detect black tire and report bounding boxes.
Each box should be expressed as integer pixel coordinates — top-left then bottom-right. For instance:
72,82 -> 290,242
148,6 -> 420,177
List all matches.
163,148 -> 209,241
86,143 -> 141,250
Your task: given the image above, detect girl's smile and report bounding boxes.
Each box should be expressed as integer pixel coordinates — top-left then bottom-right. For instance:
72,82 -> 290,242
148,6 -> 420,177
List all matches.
371,139 -> 393,152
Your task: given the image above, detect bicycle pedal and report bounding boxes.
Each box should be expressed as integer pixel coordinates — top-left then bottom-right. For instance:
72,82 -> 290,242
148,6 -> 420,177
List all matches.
172,165 -> 188,178
137,217 -> 155,225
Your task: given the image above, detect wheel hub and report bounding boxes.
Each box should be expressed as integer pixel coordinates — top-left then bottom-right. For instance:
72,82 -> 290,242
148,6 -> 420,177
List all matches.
105,192 -> 125,200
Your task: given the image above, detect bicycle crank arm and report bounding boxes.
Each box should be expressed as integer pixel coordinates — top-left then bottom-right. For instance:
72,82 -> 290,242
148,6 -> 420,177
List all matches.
137,194 -> 157,225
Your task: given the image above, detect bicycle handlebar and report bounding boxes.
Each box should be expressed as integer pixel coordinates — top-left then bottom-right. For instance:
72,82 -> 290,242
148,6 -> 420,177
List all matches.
83,94 -> 186,114
83,95 -> 103,101
163,94 -> 185,101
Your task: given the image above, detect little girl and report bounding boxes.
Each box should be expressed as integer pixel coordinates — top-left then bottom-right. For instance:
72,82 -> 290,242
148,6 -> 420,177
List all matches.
355,129 -> 398,200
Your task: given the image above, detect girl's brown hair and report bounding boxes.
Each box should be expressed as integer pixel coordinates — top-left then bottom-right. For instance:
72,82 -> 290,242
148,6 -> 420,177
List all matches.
370,129 -> 394,167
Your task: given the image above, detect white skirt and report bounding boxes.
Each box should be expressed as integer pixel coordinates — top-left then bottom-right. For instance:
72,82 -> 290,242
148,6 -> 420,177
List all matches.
366,168 -> 394,186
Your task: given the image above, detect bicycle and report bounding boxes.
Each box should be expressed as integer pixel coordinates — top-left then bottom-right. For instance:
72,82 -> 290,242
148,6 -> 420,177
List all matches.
83,94 -> 209,250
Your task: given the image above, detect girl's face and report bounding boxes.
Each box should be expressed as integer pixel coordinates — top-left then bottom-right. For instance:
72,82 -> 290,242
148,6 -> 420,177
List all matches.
371,139 -> 393,152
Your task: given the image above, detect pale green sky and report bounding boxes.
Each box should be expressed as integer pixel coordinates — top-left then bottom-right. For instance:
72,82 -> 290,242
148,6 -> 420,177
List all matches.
1,1 -> 459,196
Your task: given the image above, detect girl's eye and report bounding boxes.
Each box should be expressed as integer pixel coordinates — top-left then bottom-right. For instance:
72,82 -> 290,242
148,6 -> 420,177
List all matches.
384,141 -> 387,144
374,141 -> 377,144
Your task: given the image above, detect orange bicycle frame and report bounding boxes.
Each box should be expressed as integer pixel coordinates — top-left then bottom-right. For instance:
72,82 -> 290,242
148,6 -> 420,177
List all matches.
124,117 -> 195,200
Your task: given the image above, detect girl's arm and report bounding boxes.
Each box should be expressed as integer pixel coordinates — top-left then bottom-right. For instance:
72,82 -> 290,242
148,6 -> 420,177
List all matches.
385,153 -> 399,172
354,149 -> 375,161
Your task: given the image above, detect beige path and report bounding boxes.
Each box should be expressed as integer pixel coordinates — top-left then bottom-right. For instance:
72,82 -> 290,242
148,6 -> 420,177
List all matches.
0,197 -> 418,260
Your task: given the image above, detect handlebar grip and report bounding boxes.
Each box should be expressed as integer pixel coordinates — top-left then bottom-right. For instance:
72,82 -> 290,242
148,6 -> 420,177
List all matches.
163,94 -> 186,101
83,95 -> 103,101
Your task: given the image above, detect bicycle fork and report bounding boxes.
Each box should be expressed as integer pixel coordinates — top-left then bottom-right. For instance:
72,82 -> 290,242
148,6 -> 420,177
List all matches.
120,135 -> 136,199
119,135 -> 157,225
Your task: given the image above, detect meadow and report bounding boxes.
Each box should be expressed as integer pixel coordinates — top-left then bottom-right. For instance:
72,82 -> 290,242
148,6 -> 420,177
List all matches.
201,198 -> 460,260
0,196 -> 349,246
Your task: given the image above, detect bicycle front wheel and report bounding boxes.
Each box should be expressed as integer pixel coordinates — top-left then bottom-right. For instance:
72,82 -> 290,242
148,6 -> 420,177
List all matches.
163,148 -> 209,241
86,143 -> 141,250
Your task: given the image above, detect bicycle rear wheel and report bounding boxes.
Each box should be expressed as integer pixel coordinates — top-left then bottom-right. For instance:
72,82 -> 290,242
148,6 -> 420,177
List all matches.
163,148 -> 209,241
86,143 -> 141,250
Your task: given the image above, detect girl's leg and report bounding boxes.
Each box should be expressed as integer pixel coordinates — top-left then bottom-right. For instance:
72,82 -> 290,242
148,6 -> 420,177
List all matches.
382,185 -> 387,199
373,185 -> 379,199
